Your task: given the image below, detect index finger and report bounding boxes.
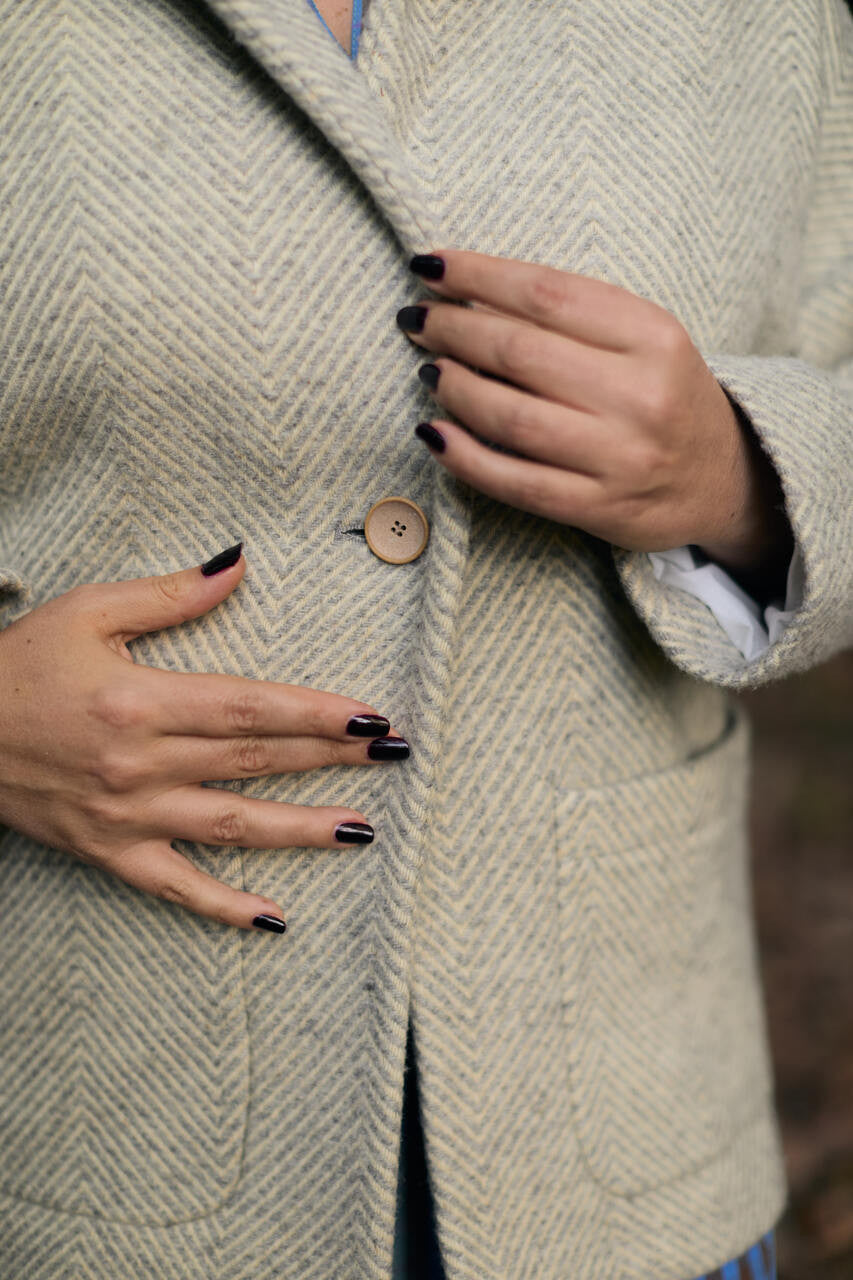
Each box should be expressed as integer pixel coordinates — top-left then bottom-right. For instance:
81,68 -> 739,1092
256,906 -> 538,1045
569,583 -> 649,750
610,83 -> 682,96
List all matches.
409,248 -> 654,350
138,668 -> 394,741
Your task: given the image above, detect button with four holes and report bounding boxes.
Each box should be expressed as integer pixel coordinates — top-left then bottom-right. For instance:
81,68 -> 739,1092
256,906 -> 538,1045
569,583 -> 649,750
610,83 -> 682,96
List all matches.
364,496 -> 430,564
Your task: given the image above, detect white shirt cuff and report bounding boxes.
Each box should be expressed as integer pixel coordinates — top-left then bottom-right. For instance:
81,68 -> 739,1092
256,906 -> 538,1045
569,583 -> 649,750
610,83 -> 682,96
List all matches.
646,544 -> 804,663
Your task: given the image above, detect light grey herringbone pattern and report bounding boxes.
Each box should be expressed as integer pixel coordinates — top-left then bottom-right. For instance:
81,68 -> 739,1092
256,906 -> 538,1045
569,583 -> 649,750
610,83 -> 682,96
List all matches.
0,0 -> 850,1276
553,708 -> 772,1198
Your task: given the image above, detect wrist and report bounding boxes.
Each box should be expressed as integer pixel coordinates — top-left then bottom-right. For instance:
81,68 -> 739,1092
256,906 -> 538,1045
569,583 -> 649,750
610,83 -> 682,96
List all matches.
696,394 -> 794,604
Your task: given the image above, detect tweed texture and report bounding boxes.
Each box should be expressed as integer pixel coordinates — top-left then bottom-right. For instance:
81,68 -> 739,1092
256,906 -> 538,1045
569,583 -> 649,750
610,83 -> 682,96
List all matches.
0,1 -> 850,1276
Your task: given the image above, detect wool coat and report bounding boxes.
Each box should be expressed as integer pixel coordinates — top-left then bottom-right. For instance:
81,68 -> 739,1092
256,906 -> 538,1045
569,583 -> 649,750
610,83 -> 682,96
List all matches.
0,1 -> 851,1277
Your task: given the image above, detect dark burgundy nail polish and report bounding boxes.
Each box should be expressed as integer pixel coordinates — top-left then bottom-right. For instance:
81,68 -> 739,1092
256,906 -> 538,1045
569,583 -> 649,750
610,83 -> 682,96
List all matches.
346,714 -> 391,737
396,305 -> 428,333
415,422 -> 446,453
409,254 -> 445,280
334,822 -> 375,844
418,363 -> 440,390
253,913 -> 286,934
367,736 -> 411,761
201,542 -> 243,576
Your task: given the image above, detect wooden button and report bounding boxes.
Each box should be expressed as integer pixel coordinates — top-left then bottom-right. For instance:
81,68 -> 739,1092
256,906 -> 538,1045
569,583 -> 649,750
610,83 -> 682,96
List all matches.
364,497 -> 429,564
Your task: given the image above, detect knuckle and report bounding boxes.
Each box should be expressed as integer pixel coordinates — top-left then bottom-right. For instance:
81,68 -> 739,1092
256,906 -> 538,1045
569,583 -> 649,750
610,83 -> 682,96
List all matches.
512,471 -> 551,515
157,874 -> 196,910
152,572 -> 184,608
299,697 -> 330,739
79,790 -> 127,829
233,736 -> 271,776
318,738 -> 347,768
625,436 -> 669,491
94,750 -> 145,794
223,690 -> 264,735
497,328 -> 538,382
210,806 -> 247,846
636,373 -> 678,425
503,399 -> 541,453
523,272 -> 568,324
90,683 -> 148,732
655,316 -> 692,362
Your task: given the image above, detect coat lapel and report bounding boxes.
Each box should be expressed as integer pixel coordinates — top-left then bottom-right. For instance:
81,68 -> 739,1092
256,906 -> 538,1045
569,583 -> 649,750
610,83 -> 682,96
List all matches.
201,0 -> 441,254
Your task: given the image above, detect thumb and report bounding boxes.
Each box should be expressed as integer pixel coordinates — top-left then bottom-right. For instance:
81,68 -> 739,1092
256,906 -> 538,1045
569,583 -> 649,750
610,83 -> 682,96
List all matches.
93,542 -> 245,641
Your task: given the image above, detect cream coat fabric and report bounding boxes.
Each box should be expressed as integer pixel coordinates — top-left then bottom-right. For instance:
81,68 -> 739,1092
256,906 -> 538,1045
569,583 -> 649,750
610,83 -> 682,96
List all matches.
0,1 -> 851,1277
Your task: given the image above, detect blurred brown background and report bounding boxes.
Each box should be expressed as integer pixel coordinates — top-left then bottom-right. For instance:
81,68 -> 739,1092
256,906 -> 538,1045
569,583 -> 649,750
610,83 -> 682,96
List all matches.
742,651 -> 853,1279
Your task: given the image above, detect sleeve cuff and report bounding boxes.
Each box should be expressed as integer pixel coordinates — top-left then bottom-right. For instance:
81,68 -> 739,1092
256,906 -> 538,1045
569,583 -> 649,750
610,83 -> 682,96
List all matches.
646,545 -> 804,663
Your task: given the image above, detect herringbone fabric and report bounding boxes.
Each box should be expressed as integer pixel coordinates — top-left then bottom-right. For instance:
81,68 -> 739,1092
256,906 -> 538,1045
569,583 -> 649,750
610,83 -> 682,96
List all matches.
0,1 -> 850,1277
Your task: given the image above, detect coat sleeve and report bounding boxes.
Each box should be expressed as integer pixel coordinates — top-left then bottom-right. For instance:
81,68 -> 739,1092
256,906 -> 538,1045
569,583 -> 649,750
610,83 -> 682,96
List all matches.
612,0 -> 853,690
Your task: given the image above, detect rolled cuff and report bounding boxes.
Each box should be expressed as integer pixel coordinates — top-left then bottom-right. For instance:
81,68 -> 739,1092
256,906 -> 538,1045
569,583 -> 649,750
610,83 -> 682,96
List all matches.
646,544 -> 804,664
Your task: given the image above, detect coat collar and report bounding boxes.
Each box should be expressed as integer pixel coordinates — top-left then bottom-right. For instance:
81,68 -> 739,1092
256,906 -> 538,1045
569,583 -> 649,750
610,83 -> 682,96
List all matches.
202,0 -> 441,256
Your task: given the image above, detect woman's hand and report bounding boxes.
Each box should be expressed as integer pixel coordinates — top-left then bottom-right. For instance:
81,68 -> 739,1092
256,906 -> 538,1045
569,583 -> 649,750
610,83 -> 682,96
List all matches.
0,546 -> 407,932
399,250 -> 793,590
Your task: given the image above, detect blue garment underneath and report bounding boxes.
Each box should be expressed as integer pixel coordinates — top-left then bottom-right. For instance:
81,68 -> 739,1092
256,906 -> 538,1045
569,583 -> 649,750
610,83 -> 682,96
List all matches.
392,1020 -> 777,1280
305,0 -> 363,60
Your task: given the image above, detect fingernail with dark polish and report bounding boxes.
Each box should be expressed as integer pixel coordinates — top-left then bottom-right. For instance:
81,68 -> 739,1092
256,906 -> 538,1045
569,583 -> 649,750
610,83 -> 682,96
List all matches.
253,913 -> 286,934
396,305 -> 428,333
201,542 -> 243,576
410,254 -> 445,280
367,736 -> 411,761
418,363 -> 440,390
415,422 -> 446,453
346,713 -> 391,737
334,822 -> 375,844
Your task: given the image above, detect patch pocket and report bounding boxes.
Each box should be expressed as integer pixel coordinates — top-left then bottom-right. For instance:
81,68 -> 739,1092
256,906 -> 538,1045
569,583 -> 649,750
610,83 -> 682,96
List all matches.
553,702 -> 774,1196
0,833 -> 251,1226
